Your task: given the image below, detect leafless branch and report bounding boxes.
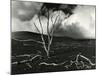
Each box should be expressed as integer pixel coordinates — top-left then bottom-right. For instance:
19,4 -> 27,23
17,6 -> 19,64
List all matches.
47,10 -> 51,42
79,55 -> 95,66
12,54 -> 41,65
47,14 -> 60,55
33,22 -> 41,33
32,11 -> 61,57
31,11 -> 49,57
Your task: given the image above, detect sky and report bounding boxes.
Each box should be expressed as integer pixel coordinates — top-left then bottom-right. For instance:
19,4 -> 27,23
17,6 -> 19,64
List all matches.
11,1 -> 96,39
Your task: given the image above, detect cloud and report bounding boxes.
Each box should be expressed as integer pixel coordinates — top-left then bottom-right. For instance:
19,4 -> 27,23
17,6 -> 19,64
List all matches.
12,10 -> 66,34
30,11 -> 66,34
12,1 -> 43,21
60,5 -> 96,39
12,18 -> 33,32
12,1 -> 95,39
11,1 -> 43,32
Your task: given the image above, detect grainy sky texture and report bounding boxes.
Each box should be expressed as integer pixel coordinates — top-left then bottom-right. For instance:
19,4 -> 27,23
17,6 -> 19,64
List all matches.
11,1 -> 96,39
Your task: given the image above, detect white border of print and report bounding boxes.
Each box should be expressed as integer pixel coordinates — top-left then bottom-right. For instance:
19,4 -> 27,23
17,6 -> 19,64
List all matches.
0,0 -> 99,75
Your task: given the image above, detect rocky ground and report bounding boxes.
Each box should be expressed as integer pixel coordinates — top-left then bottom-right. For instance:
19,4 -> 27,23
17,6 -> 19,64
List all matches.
11,31 -> 96,74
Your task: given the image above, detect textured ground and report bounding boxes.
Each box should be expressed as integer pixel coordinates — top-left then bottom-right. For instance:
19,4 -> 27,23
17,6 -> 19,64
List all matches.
11,31 -> 96,74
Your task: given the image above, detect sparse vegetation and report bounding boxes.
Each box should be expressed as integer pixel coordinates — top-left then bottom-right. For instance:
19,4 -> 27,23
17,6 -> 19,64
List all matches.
11,3 -> 96,74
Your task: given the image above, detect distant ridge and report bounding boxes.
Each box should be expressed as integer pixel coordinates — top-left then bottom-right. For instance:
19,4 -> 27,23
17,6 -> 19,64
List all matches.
12,31 -> 95,41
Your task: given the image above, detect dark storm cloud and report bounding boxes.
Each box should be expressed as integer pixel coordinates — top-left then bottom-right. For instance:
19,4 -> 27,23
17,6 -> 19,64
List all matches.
12,1 -> 95,39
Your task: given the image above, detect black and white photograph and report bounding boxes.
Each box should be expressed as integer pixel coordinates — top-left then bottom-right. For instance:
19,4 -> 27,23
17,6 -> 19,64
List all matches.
11,0 -> 96,74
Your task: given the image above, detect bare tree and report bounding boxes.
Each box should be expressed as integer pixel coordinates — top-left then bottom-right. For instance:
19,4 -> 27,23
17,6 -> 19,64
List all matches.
33,10 -> 60,57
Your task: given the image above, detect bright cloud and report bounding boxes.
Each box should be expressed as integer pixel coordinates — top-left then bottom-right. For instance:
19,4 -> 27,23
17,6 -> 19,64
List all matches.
61,5 -> 95,39
12,1 -> 96,39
